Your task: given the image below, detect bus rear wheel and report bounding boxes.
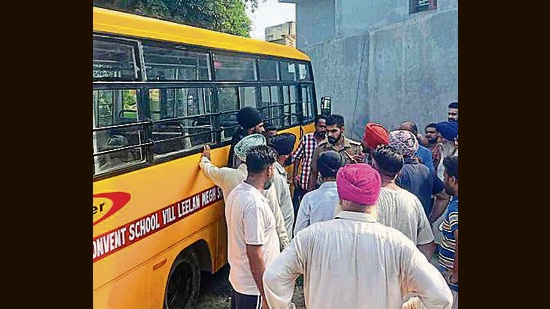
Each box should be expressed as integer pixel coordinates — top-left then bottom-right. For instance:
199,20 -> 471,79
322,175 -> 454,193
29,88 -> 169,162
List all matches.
164,249 -> 201,309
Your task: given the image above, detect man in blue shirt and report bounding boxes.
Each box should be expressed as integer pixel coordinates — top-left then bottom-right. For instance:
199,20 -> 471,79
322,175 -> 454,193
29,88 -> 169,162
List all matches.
399,121 -> 435,174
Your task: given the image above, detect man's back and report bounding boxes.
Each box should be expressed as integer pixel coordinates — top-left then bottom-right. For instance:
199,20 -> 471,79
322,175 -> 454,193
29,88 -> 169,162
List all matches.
294,181 -> 339,235
267,211 -> 450,308
377,187 -> 434,245
396,159 -> 437,216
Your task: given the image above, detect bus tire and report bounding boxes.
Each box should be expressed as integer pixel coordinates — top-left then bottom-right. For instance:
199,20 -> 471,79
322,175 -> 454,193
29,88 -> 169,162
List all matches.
164,249 -> 201,309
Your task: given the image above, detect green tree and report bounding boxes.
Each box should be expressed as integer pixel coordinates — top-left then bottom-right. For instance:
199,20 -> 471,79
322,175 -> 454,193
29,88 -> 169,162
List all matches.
94,0 -> 263,37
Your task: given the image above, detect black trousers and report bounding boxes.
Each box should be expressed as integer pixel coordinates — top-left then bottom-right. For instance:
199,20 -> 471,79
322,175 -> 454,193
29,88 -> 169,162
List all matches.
231,289 -> 262,309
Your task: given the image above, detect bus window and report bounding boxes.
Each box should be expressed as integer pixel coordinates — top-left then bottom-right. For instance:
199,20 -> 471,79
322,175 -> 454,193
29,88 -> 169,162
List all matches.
260,86 -> 283,129
93,89 -> 145,174
218,87 -> 240,142
298,63 -> 311,81
149,87 -> 214,156
280,61 -> 296,81
301,85 -> 315,122
281,85 -> 299,126
93,37 -> 140,81
271,86 -> 284,128
213,53 -> 257,81
142,44 -> 211,81
239,87 -> 257,108
258,59 -> 278,81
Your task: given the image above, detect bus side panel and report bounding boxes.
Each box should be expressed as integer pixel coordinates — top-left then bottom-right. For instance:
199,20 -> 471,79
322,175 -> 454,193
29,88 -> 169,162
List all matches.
93,218 -> 220,309
215,211 -> 228,271
93,147 -> 230,294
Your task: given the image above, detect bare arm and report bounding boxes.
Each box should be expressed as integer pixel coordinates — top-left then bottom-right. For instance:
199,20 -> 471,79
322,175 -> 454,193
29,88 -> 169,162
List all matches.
415,196 -> 435,260
246,244 -> 270,309
418,242 -> 436,261
429,190 -> 450,223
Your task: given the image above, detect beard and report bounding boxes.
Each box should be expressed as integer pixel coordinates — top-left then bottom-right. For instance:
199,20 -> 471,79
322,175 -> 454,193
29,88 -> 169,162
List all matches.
440,140 -> 456,157
328,134 -> 341,145
444,185 -> 455,196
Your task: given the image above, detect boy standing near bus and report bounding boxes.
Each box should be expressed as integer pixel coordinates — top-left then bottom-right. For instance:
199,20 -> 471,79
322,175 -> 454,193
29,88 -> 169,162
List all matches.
225,145 -> 280,309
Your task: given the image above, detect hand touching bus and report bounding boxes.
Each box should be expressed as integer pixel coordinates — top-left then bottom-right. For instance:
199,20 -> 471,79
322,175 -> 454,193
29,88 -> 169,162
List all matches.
202,145 -> 211,160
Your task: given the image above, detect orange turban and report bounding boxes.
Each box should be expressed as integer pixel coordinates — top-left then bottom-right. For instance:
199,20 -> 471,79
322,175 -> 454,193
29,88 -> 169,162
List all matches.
362,123 -> 389,150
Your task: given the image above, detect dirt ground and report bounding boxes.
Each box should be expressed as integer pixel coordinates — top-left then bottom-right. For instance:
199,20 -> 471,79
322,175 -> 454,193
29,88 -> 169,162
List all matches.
196,264 -> 305,309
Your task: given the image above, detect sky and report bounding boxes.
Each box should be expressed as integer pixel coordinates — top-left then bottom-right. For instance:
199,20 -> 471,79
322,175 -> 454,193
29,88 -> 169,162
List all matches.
246,0 -> 296,40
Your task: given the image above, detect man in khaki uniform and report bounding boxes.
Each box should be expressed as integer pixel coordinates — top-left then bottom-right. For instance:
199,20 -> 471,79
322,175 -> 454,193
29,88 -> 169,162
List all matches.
307,114 -> 363,191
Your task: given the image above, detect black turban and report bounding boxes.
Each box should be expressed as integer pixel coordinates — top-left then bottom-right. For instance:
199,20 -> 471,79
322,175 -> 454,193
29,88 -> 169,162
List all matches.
318,150 -> 346,178
237,107 -> 263,130
269,132 -> 296,156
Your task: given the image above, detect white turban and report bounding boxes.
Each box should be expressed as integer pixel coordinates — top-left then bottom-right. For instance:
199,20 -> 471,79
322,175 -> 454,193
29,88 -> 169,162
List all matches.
234,134 -> 266,162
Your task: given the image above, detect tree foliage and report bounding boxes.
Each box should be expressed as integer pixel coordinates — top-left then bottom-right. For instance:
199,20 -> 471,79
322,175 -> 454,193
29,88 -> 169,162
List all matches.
93,0 -> 264,37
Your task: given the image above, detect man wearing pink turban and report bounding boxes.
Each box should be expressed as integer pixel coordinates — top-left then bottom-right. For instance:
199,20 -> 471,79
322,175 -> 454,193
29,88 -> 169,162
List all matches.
263,164 -> 453,309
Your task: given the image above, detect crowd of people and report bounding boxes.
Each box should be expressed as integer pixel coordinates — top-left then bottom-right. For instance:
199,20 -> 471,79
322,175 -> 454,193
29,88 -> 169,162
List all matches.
198,102 -> 459,309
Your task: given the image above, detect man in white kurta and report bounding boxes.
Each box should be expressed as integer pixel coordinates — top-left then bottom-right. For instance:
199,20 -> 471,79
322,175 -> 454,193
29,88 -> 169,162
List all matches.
263,163 -> 452,309
372,144 -> 435,259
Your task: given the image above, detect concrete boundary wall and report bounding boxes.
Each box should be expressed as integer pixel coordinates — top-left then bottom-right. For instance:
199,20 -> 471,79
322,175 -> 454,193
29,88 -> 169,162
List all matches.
300,4 -> 458,140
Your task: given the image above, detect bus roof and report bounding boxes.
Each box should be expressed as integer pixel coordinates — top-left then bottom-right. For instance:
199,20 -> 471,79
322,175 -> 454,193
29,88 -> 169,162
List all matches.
93,7 -> 310,61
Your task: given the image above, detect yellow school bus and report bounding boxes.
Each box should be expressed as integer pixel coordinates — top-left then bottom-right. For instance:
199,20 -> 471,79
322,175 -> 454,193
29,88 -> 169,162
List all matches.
93,7 -> 318,308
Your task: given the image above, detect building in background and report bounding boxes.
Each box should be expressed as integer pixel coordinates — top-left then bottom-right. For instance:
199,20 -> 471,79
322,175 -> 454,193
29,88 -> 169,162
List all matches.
281,0 -> 457,141
265,21 -> 296,47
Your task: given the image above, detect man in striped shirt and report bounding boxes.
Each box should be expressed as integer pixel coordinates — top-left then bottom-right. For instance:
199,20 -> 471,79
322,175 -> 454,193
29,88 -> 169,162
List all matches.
439,155 -> 459,309
287,115 -> 327,215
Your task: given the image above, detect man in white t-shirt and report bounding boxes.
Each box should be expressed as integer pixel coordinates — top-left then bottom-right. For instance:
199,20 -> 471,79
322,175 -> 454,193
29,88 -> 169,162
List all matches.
371,144 -> 436,259
225,145 -> 280,309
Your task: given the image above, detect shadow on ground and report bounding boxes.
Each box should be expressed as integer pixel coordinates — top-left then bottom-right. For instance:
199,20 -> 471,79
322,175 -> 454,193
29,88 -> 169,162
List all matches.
196,264 -> 305,308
